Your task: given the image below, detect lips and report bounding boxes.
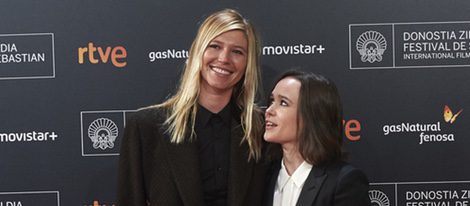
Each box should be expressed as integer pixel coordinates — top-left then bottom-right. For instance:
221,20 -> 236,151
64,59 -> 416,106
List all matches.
265,120 -> 278,128
210,65 -> 233,76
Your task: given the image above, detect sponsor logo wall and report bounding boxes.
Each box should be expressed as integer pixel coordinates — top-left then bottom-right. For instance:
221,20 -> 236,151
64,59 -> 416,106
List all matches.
0,33 -> 55,80
1,0 -> 470,205
350,21 -> 470,69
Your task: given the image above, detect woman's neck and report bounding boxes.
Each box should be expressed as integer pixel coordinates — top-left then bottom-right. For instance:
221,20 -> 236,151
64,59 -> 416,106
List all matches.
198,88 -> 232,113
282,144 -> 304,176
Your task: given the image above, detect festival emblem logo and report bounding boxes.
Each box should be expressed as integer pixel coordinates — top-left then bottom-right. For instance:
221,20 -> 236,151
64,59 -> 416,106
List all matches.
88,118 -> 118,150
369,190 -> 390,206
356,31 -> 387,63
81,110 -> 133,156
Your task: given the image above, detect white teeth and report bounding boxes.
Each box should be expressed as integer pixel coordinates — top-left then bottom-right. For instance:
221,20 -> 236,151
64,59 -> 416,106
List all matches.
266,122 -> 277,127
211,67 -> 231,75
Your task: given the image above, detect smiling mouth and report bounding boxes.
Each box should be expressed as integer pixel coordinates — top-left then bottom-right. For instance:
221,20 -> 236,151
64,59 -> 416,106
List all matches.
265,121 -> 278,128
210,66 -> 233,75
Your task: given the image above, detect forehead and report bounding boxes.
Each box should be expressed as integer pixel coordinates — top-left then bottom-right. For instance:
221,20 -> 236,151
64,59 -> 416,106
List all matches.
272,77 -> 301,99
211,30 -> 248,48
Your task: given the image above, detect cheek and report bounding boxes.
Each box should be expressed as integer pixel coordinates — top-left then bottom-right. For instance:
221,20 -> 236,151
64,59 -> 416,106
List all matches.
231,66 -> 246,84
235,69 -> 246,82
202,50 -> 215,63
284,113 -> 300,140
233,56 -> 247,70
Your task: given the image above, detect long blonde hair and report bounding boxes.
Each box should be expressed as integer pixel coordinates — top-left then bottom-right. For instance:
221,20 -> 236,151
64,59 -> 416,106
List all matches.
154,9 -> 262,161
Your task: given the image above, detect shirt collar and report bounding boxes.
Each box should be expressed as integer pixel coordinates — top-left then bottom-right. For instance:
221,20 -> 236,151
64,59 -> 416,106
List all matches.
196,102 -> 233,127
276,160 -> 313,191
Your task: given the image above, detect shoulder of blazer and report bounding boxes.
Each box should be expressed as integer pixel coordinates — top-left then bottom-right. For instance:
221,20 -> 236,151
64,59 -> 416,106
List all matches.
128,106 -> 168,129
328,161 -> 367,181
320,161 -> 369,194
337,162 -> 358,178
305,161 -> 352,193
124,106 -> 171,149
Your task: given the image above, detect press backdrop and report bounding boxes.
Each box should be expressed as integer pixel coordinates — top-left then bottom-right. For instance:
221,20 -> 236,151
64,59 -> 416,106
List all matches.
1,0 -> 470,205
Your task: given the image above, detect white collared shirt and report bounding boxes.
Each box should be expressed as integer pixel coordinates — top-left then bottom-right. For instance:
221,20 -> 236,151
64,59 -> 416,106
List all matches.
273,160 -> 313,206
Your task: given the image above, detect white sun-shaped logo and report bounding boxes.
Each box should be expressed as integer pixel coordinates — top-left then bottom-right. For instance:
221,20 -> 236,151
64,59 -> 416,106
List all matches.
88,118 -> 119,150
369,190 -> 390,206
356,31 -> 387,63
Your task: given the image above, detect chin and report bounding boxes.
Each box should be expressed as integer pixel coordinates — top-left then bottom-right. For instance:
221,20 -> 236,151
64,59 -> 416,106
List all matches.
263,135 -> 278,143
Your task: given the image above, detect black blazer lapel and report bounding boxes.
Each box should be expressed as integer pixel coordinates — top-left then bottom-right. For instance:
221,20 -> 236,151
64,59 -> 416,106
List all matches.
227,121 -> 253,206
163,131 -> 205,206
265,160 -> 281,206
296,166 -> 327,206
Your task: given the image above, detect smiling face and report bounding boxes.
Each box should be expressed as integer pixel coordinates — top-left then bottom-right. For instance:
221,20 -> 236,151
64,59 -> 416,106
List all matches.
264,77 -> 302,148
200,29 -> 248,95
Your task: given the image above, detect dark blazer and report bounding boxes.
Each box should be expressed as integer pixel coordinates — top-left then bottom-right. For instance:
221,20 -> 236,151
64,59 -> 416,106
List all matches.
264,160 -> 371,206
117,107 -> 267,206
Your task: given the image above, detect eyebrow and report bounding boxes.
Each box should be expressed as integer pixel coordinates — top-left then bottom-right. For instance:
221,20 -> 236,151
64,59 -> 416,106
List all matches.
210,40 -> 247,52
271,94 -> 292,103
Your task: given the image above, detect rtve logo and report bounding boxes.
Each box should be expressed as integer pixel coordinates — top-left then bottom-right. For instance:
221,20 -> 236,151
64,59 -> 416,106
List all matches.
343,119 -> 361,141
78,42 -> 127,68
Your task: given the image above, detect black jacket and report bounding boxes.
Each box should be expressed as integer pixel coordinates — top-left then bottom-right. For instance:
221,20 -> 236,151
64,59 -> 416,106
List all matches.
117,107 -> 267,206
264,160 -> 371,206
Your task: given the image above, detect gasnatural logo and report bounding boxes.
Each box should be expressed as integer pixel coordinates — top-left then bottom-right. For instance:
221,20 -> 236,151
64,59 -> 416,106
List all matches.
369,190 -> 390,206
88,118 -> 118,150
356,31 -> 387,63
149,49 -> 189,61
382,105 -> 461,145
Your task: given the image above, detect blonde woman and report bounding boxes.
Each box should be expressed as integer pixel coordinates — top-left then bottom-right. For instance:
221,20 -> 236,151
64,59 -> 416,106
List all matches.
117,9 -> 266,206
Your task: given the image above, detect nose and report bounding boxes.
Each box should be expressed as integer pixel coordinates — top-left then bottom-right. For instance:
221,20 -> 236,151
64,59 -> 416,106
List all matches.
217,48 -> 230,63
265,104 -> 275,117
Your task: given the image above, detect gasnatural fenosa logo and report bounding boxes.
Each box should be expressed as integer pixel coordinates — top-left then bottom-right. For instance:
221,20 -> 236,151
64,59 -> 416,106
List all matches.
382,105 -> 462,144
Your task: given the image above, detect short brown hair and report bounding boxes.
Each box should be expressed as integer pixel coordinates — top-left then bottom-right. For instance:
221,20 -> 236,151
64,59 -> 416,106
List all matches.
272,70 -> 344,165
